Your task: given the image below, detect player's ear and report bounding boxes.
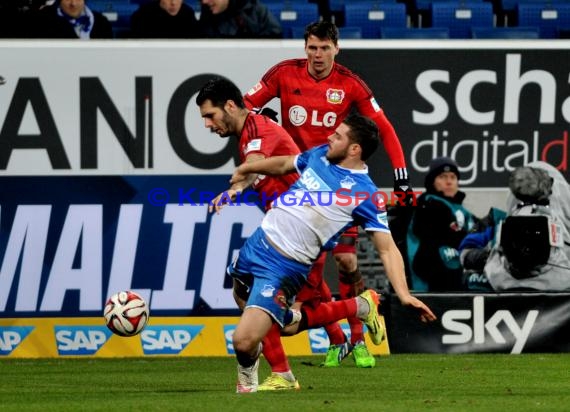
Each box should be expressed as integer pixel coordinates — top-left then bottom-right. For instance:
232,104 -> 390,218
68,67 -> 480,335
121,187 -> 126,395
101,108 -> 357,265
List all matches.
225,100 -> 236,112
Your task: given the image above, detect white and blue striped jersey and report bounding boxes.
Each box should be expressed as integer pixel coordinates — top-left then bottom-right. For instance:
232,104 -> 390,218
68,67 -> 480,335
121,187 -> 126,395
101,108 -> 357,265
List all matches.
261,144 -> 390,264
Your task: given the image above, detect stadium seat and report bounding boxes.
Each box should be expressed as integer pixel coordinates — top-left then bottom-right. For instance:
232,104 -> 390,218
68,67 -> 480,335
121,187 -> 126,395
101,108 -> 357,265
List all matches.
266,2 -> 320,38
471,26 -> 540,38
497,0 -> 567,26
411,0 -> 485,27
380,26 -> 450,38
344,1 -> 408,39
430,1 -> 494,38
517,2 -> 570,38
339,26 -> 364,38
89,2 -> 138,37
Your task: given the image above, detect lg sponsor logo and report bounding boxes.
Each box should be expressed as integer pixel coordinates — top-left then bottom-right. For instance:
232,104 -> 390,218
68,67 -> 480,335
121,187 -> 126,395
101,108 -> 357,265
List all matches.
441,296 -> 539,354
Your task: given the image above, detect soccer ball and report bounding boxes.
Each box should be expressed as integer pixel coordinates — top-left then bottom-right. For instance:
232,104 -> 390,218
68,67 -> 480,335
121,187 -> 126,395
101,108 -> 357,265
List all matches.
104,291 -> 149,337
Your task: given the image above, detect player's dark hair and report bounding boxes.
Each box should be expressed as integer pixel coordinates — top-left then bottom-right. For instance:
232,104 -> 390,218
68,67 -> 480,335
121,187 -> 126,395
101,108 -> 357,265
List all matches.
196,77 -> 246,109
304,21 -> 339,45
344,114 -> 379,161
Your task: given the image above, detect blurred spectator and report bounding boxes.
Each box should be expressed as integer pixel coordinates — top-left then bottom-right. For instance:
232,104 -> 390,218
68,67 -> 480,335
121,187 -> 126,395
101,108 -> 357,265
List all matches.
406,157 -> 480,291
199,0 -> 282,38
460,162 -> 570,292
30,0 -> 113,39
130,0 -> 202,39
0,0 -> 25,37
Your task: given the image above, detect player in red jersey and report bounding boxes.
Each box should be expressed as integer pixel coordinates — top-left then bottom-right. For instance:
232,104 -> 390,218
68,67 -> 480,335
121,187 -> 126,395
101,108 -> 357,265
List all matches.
197,77 -> 300,211
244,21 -> 413,371
196,77 -> 305,389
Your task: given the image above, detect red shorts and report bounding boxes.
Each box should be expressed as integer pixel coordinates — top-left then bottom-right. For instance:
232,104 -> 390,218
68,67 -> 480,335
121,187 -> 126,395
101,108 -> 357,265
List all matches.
332,226 -> 358,255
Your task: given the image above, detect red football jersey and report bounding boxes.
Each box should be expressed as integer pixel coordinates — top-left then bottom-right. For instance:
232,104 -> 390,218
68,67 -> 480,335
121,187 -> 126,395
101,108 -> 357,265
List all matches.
245,59 -> 406,169
239,113 -> 300,210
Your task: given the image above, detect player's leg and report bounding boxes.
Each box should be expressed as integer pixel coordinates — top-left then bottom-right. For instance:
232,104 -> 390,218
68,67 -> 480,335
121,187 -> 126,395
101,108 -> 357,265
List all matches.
258,323 -> 300,391
228,227 -> 309,393
334,228 -> 376,368
258,253 -> 330,389
316,268 -> 353,367
233,307 -> 272,393
282,289 -> 384,348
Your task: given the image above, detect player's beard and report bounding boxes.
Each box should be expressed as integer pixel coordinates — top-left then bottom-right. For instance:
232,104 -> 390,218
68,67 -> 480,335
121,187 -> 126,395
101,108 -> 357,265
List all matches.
215,111 -> 235,137
326,147 -> 348,164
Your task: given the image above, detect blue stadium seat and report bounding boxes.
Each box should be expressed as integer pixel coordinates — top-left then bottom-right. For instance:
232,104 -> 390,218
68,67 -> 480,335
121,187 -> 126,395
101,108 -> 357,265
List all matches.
517,2 -> 570,39
339,26 -> 364,38
471,26 -> 540,38
498,0 -> 568,26
412,0 -> 485,27
344,1 -> 407,39
89,2 -> 138,37
380,27 -> 450,38
290,26 -> 306,39
291,25 -> 363,39
266,2 -> 320,38
430,1 -> 494,38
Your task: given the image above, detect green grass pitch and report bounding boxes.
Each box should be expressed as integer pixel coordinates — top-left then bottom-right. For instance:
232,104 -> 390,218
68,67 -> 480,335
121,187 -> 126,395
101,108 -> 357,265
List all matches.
1,354 -> 569,411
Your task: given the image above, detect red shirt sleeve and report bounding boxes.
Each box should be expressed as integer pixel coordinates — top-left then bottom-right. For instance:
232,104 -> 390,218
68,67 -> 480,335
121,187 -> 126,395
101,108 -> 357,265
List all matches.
354,90 -> 407,170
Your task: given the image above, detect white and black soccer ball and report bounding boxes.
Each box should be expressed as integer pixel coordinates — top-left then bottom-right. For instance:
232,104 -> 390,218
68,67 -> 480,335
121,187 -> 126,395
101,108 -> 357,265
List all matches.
104,291 -> 149,337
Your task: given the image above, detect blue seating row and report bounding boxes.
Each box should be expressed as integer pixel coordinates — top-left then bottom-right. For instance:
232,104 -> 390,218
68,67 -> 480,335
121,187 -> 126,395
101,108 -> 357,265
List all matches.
87,0 -> 570,39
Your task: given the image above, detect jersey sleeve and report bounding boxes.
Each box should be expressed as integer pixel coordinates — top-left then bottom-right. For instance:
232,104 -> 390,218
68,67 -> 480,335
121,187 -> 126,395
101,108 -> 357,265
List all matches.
244,63 -> 283,110
353,191 -> 391,233
294,145 -> 326,174
353,84 -> 407,170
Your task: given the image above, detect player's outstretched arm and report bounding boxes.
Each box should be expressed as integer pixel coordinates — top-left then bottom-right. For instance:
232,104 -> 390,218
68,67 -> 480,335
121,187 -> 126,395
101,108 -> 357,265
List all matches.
370,231 -> 437,323
231,155 -> 296,184
209,154 -> 266,214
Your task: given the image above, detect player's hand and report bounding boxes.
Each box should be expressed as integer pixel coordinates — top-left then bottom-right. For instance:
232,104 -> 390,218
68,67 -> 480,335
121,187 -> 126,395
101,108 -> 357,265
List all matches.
230,169 -> 248,185
399,294 -> 437,323
393,167 -> 416,206
208,189 -> 239,214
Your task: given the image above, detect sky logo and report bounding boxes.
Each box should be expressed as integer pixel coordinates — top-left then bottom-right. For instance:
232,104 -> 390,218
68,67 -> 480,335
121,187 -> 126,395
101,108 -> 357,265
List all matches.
54,326 -> 113,356
0,326 -> 34,356
141,325 -> 204,355
223,325 -> 236,354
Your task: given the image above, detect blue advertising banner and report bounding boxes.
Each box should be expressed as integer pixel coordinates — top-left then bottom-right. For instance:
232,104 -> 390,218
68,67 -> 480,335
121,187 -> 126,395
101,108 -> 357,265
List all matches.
0,175 -> 264,318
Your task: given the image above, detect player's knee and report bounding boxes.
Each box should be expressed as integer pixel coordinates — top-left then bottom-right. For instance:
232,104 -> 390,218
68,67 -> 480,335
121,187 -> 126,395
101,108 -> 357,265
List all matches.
232,333 -> 259,356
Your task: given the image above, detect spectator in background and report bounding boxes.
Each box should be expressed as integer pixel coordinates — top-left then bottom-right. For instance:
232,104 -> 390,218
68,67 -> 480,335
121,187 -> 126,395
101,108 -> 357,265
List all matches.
0,0 -> 26,37
199,0 -> 282,38
130,0 -> 202,39
406,157 -> 479,291
30,0 -> 113,39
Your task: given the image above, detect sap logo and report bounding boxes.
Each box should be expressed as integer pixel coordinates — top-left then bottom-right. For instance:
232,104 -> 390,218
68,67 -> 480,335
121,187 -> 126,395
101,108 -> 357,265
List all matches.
308,324 -> 352,353
55,326 -> 112,355
299,168 -> 331,191
224,325 -> 236,354
441,296 -> 539,354
0,326 -> 34,355
141,325 -> 203,355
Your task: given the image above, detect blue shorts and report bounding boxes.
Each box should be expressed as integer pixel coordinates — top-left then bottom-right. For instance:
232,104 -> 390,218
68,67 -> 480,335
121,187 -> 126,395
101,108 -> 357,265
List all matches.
227,227 -> 311,327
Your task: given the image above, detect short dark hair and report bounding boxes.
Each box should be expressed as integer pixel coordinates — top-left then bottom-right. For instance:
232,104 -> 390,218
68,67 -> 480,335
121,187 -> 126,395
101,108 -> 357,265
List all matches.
304,21 -> 339,45
196,77 -> 246,109
343,114 -> 379,161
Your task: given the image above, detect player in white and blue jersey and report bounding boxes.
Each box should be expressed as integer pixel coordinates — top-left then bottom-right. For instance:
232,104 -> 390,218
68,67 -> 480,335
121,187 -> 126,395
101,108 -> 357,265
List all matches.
227,113 -> 436,393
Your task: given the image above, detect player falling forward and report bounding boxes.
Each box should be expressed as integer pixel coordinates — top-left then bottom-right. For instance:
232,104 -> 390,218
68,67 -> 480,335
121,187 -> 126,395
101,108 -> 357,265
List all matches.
245,20 -> 413,370
226,113 -> 436,392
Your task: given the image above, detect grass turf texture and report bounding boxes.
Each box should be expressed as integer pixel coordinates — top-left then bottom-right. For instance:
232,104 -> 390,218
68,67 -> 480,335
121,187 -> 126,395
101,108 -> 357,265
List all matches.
1,354 -> 569,411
